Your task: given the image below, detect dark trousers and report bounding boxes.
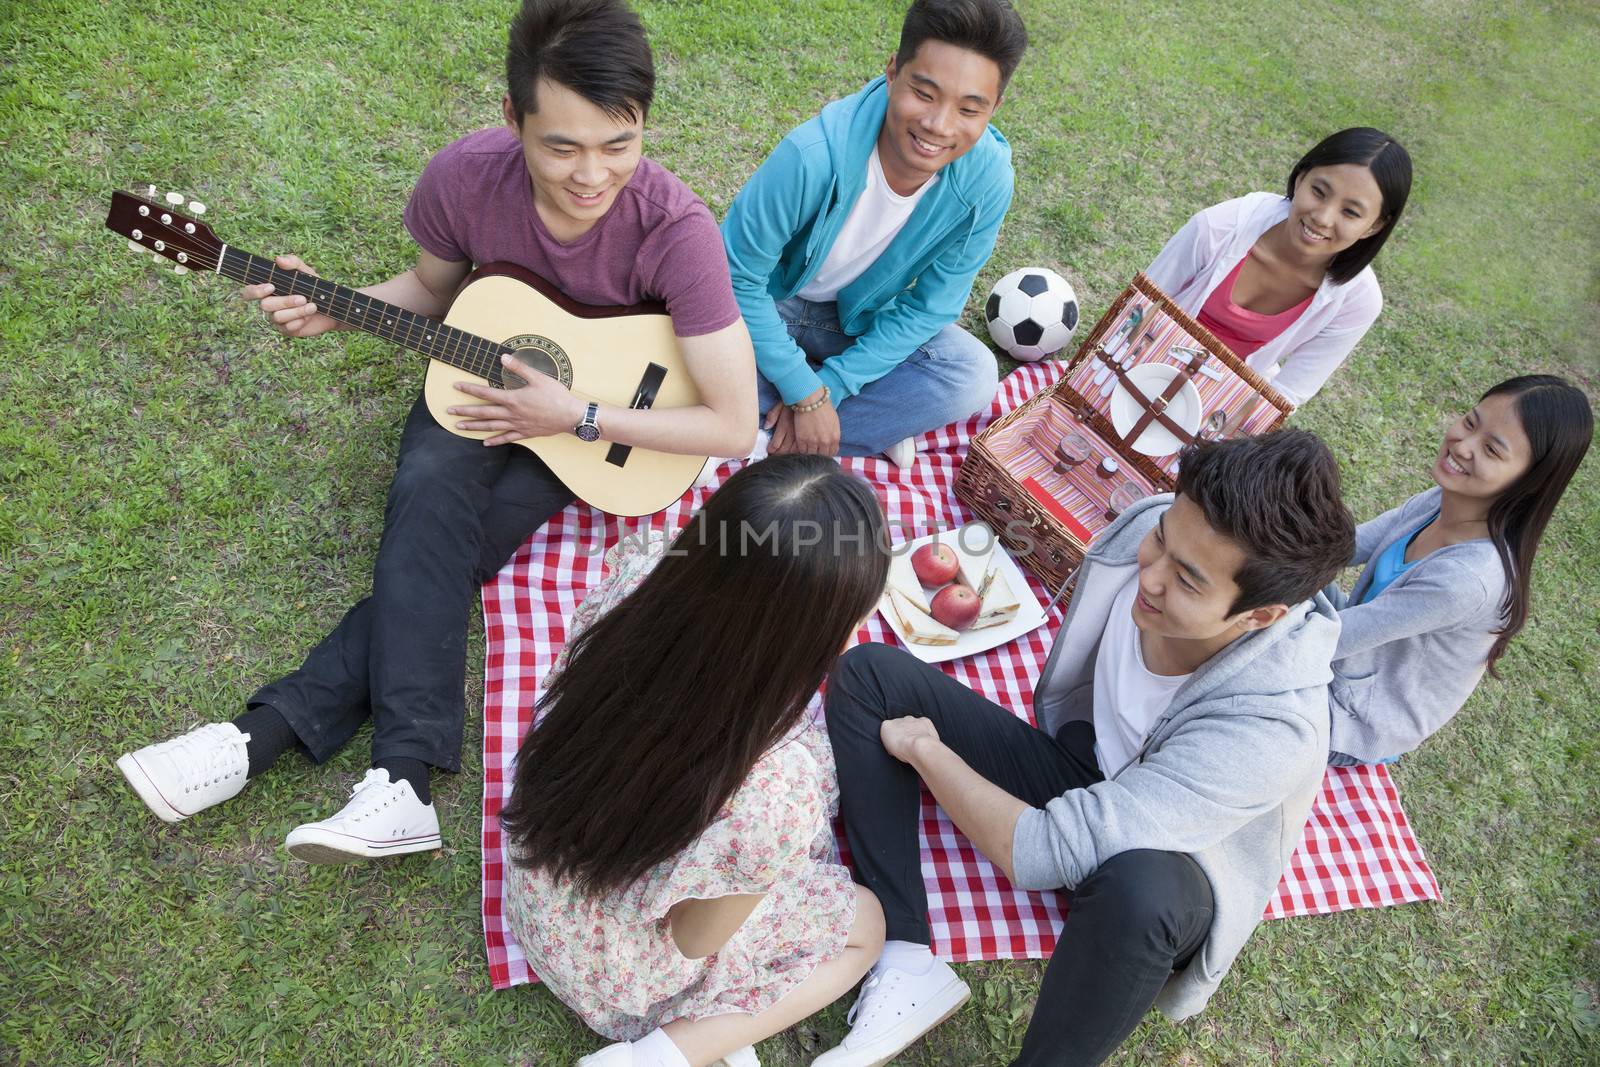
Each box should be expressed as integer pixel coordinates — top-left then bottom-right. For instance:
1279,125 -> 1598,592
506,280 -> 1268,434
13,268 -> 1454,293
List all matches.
249,394 -> 574,772
825,643 -> 1214,1067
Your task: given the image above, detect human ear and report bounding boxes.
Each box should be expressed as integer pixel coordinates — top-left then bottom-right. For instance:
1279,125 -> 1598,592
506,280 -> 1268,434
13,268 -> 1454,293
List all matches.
1235,603 -> 1289,632
885,54 -> 899,82
502,93 -> 519,131
1361,214 -> 1388,239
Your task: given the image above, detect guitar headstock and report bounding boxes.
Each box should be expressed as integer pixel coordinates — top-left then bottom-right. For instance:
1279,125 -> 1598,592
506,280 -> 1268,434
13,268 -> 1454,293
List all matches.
105,186 -> 222,274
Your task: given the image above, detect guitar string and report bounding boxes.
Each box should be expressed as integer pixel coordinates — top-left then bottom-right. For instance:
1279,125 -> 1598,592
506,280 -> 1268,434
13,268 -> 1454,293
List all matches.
133,210 -> 504,377
245,253 -> 505,379
228,251 -> 614,402
136,213 -> 613,402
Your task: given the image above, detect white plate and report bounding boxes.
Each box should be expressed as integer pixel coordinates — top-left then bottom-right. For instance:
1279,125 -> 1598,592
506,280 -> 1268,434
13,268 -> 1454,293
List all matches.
1110,363 -> 1203,456
874,523 -> 1049,664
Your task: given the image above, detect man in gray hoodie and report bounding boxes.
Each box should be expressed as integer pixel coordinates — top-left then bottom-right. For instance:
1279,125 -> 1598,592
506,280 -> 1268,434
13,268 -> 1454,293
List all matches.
818,430 -> 1356,1067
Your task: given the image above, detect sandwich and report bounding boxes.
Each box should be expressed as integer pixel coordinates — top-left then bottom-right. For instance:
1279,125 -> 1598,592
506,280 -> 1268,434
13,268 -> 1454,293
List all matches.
886,552 -> 931,611
971,567 -> 1021,630
887,588 -> 959,646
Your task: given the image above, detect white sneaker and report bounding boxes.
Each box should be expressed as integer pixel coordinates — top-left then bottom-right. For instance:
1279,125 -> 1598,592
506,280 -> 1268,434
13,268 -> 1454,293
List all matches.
576,1036 -> 755,1062
692,456 -> 722,491
883,437 -> 917,469
811,959 -> 970,1066
117,722 -> 251,823
284,768 -> 440,863
577,1045 -> 634,1067
575,1038 -> 756,1067
746,430 -> 770,465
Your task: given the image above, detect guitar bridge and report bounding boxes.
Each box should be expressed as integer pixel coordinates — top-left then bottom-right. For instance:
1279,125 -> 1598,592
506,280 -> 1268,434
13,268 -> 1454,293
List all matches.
605,362 -> 668,468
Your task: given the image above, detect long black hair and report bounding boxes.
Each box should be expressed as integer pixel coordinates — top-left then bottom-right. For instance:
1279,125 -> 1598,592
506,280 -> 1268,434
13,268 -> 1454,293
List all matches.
1286,127 -> 1412,284
500,455 -> 889,896
1477,376 -> 1593,673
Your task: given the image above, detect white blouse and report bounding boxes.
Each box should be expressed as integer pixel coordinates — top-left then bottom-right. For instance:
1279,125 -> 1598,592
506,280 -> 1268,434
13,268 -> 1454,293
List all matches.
1143,191 -> 1384,407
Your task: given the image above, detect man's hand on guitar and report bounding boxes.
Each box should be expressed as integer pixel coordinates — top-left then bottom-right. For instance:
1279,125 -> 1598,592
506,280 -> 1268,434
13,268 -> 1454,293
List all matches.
241,254 -> 341,339
448,354 -> 588,446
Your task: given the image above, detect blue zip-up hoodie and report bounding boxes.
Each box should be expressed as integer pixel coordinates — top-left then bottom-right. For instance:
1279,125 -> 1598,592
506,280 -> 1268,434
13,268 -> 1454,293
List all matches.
720,76 -> 1014,405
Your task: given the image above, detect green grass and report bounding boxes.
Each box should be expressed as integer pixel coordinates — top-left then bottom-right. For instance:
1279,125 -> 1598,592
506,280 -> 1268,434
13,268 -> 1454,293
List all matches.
2,0 -> 1597,1063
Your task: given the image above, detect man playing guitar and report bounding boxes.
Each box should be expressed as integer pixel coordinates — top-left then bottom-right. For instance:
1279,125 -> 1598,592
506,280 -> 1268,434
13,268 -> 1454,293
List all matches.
116,0 -> 755,861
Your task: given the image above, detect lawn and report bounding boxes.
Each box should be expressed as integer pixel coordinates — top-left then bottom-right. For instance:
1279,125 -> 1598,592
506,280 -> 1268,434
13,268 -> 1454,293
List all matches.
2,0 -> 1597,1064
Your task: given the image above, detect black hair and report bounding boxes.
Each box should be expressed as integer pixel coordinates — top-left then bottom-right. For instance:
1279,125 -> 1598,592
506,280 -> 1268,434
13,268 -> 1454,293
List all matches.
1175,429 -> 1356,614
1475,376 -> 1593,674
501,454 -> 889,896
895,0 -> 1028,94
1286,127 -> 1412,284
506,0 -> 655,125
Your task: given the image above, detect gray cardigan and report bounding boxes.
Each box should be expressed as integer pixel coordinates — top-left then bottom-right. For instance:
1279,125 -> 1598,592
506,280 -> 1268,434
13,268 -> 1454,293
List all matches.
1012,495 -> 1340,1021
1326,486 -> 1506,762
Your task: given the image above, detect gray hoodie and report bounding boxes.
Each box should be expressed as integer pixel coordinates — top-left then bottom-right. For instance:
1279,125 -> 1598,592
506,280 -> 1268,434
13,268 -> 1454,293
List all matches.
1327,485 -> 1505,762
1011,494 -> 1340,1020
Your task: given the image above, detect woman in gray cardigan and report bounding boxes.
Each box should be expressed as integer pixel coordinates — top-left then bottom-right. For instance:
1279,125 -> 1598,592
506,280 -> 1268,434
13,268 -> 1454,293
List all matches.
1329,375 -> 1592,764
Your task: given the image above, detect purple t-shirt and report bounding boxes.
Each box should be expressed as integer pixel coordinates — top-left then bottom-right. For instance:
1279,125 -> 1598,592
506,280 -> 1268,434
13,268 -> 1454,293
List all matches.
403,127 -> 740,338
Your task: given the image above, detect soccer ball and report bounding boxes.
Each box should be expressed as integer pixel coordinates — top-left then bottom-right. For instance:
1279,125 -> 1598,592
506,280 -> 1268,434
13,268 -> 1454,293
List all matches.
984,267 -> 1079,362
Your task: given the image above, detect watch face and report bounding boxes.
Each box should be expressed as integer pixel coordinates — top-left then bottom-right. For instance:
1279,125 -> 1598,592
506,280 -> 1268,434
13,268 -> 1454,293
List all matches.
575,423 -> 600,443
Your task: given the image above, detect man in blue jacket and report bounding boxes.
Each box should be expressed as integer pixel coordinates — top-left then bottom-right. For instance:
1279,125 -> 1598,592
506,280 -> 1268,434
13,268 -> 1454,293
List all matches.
721,0 -> 1026,467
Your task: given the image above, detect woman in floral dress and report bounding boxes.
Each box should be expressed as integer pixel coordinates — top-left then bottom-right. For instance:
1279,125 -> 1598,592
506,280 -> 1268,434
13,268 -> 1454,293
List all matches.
500,455 -> 891,1067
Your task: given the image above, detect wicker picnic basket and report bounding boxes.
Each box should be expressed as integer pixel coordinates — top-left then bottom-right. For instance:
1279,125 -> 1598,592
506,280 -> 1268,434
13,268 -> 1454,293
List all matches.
955,272 -> 1294,597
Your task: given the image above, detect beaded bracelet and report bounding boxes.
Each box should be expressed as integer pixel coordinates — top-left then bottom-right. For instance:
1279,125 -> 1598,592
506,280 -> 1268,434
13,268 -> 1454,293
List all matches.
789,386 -> 831,414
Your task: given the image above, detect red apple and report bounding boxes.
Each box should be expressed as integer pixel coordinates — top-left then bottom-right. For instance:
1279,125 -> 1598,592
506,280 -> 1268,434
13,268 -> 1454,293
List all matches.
911,543 -> 961,588
930,583 -> 981,631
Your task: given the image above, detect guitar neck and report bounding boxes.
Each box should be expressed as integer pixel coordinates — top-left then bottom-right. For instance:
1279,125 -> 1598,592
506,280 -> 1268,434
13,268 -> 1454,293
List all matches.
216,247 -> 504,379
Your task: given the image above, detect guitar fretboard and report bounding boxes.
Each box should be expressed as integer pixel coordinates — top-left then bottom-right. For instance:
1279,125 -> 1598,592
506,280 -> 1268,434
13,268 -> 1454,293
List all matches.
217,248 -> 507,380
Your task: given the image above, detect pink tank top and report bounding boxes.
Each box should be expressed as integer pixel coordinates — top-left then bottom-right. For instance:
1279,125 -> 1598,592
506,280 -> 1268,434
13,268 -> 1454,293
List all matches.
1197,251 -> 1314,356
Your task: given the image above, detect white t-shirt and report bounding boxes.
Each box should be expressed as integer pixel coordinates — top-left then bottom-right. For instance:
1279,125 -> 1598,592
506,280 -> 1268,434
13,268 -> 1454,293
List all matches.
796,148 -> 936,303
1092,578 -> 1192,777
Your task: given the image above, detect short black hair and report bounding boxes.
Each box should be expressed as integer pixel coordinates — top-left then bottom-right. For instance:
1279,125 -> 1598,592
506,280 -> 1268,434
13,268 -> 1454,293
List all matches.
895,0 -> 1028,95
506,0 -> 655,125
1175,429 -> 1356,615
1287,127 -> 1412,285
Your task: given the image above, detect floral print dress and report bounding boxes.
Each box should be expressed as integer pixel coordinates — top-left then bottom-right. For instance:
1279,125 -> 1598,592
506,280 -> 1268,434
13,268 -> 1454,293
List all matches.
502,532 -> 858,1040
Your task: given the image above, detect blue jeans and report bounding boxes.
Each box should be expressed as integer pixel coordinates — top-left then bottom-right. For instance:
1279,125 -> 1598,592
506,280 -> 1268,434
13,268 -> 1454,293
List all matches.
756,296 -> 1000,456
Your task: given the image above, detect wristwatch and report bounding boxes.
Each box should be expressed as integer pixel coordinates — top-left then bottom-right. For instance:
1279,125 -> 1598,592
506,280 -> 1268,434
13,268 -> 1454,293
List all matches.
574,402 -> 601,443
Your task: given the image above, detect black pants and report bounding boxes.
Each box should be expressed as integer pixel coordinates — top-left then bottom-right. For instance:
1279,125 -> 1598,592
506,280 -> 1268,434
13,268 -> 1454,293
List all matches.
249,394 -> 574,772
825,643 -> 1214,1067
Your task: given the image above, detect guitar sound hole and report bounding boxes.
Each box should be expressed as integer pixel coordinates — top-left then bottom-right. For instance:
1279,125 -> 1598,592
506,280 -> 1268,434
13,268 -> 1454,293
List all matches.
499,334 -> 574,390
500,351 -> 556,390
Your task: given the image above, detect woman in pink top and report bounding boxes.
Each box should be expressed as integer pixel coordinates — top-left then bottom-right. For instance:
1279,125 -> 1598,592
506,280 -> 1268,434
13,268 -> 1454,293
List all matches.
1145,128 -> 1412,408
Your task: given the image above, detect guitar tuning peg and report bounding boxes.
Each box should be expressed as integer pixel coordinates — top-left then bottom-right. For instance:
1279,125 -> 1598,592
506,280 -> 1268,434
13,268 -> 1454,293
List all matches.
147,184 -> 159,198
188,200 -> 207,215
165,191 -> 185,205
128,239 -> 148,255
173,264 -> 190,275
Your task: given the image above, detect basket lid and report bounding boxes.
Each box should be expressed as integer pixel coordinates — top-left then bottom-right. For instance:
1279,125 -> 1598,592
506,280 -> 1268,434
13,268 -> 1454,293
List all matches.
1048,273 -> 1294,486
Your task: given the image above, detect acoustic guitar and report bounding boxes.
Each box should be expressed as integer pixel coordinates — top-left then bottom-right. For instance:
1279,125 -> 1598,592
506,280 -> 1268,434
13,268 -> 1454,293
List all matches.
105,187 -> 708,517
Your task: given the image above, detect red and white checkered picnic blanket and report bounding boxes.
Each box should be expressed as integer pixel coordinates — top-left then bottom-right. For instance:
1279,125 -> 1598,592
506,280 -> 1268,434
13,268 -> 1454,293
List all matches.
479,363 -> 1439,989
